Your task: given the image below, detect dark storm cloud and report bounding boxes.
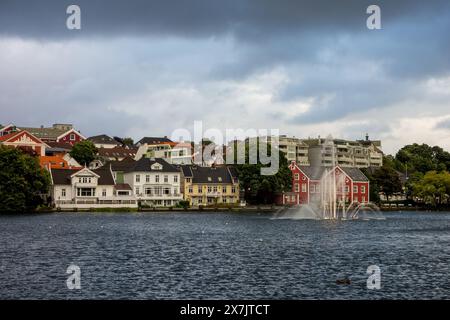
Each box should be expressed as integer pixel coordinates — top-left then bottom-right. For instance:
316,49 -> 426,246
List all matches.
0,0 -> 448,39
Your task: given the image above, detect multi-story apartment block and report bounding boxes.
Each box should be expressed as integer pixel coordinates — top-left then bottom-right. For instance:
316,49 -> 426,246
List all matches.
304,135 -> 383,168
244,135 -> 310,165
122,157 -> 182,207
180,165 -> 240,206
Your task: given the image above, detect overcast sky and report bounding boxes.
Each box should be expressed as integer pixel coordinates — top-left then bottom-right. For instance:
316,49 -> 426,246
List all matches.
1,0 -> 449,154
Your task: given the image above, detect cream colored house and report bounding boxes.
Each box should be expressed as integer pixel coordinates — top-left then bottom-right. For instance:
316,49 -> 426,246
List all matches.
50,166 -> 137,209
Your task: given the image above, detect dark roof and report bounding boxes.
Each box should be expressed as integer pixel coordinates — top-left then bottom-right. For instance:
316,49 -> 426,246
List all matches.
125,158 -> 180,173
98,147 -> 137,158
297,166 -> 326,180
110,157 -> 136,171
180,165 -> 238,184
136,136 -> 173,145
88,134 -> 120,145
50,167 -> 115,185
297,166 -> 368,182
340,167 -> 369,182
46,141 -> 73,150
114,183 -> 132,191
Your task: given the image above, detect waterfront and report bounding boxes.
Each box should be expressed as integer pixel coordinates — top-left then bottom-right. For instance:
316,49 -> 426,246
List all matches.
0,211 -> 449,299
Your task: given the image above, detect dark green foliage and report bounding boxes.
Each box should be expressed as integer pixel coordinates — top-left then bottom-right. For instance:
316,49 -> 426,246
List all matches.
0,145 -> 50,212
69,140 -> 98,166
230,140 -> 292,204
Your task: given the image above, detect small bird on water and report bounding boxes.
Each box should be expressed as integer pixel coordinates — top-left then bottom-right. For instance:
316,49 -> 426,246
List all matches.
336,277 -> 351,285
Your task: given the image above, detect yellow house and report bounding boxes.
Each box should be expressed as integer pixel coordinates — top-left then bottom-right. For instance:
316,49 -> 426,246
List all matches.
180,165 -> 240,206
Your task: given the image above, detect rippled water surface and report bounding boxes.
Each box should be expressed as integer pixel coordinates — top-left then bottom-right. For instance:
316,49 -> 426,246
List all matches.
0,211 -> 449,299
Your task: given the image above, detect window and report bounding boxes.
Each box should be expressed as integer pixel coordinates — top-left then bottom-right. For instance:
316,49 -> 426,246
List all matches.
302,184 -> 307,192
362,196 -> 366,202
218,177 -> 222,182
231,186 -> 236,193
174,175 -> 178,183
208,186 -> 212,193
155,175 -> 160,183
77,188 -> 94,197
135,187 -> 140,195
345,186 -> 349,193
207,197 -> 214,204
146,175 -> 150,183
102,189 -> 107,197
222,186 -> 226,193
198,198 -> 203,204
70,133 -> 75,141
186,178 -> 191,183
136,174 -> 140,183
213,186 -> 218,193
294,173 -> 299,180
61,189 -> 66,197
197,185 -> 202,193
188,186 -> 193,194
361,186 -> 366,193
164,188 -> 170,195
164,175 -> 168,183
145,188 -> 152,196
295,183 -> 299,192
353,186 -> 358,193
207,177 -> 212,182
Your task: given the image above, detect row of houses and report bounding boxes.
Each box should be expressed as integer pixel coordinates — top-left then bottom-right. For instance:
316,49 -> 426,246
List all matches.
50,158 -> 241,209
0,122 -> 373,210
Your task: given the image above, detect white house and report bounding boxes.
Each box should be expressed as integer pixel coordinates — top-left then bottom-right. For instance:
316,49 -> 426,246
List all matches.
50,166 -> 137,209
123,158 -> 182,207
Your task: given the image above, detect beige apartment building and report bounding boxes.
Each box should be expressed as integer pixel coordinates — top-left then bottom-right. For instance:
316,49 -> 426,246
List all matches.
304,135 -> 383,168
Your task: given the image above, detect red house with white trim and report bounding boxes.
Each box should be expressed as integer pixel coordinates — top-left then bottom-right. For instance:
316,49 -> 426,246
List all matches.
0,130 -> 48,156
279,162 -> 370,206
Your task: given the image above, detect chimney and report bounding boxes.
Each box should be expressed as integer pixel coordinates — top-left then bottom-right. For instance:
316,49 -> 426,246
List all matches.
365,133 -> 369,141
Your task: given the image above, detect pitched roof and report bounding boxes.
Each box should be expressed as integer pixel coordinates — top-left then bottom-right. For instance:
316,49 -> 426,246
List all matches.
46,141 -> 73,150
297,166 -> 327,180
295,165 -> 368,182
125,157 -> 180,173
180,165 -> 237,184
18,126 -> 68,140
110,157 -> 136,171
98,147 -> 137,158
50,167 -> 115,185
40,156 -> 70,169
114,183 -> 132,191
0,131 -> 21,142
340,167 -> 369,182
88,134 -> 120,145
136,136 -> 175,145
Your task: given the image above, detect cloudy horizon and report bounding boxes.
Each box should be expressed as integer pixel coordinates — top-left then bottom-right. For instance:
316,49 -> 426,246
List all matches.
1,0 -> 449,155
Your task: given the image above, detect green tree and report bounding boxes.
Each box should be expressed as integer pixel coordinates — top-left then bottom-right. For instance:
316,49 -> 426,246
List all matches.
395,143 -> 450,174
372,165 -> 403,203
231,141 -> 292,204
69,140 -> 98,166
0,145 -> 50,212
411,171 -> 450,207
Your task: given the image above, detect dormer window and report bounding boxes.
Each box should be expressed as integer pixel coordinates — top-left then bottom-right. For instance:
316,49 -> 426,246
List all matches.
218,177 -> 222,182
208,177 -> 212,181
70,133 -> 75,141
151,163 -> 162,170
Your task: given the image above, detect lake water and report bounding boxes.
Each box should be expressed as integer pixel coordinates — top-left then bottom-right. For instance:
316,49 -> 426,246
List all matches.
0,211 -> 449,299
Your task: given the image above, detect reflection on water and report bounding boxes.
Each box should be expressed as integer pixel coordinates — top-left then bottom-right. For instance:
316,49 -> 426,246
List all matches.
0,211 -> 449,299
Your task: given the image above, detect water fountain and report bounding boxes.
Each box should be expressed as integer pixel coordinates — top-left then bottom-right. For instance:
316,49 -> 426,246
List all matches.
275,135 -> 384,220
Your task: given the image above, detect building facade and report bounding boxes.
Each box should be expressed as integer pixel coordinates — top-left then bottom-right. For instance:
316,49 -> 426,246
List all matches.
281,162 -> 370,206
122,158 -> 182,207
304,135 -> 383,168
50,166 -> 137,209
180,165 -> 240,206
0,130 -> 47,156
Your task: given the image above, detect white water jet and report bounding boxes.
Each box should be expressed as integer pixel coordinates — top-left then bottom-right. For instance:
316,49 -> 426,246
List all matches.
275,135 -> 384,220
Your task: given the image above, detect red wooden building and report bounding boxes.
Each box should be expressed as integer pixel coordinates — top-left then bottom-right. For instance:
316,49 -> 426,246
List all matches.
278,162 -> 370,206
